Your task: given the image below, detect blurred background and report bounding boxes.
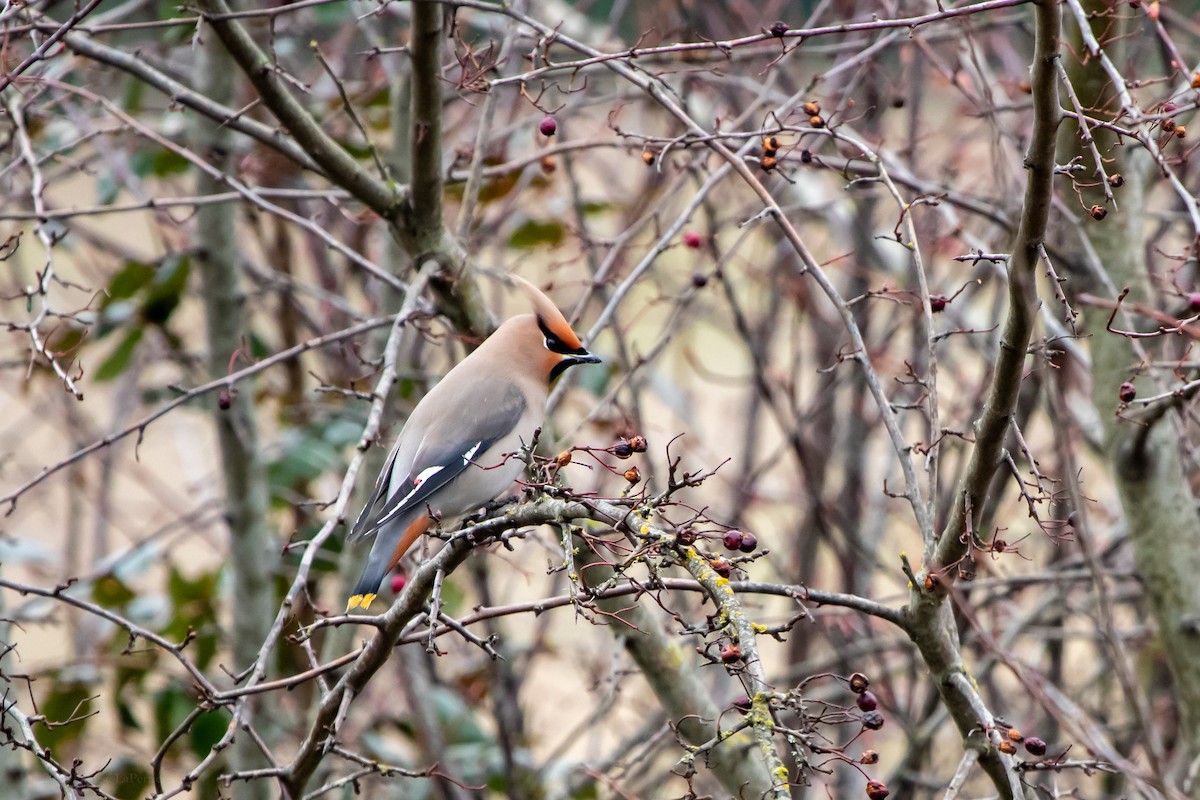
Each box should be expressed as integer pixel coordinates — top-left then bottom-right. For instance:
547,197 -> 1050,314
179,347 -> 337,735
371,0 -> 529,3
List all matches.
3,0 -> 1200,797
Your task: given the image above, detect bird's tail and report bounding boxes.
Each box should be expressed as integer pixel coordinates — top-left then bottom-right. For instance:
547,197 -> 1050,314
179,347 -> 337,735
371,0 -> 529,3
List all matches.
346,514 -> 431,612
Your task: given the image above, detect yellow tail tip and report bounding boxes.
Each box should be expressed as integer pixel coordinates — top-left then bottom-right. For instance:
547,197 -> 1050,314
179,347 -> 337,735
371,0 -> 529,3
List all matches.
346,593 -> 376,612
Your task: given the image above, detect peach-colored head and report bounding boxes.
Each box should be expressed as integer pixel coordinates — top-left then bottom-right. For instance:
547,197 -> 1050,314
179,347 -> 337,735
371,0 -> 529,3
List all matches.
499,274 -> 599,384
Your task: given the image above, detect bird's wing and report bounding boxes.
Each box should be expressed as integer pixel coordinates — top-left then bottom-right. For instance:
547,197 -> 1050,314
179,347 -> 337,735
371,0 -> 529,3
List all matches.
349,384 -> 528,541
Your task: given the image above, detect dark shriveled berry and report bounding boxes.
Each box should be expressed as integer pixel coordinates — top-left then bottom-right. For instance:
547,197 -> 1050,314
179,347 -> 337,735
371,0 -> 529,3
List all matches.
860,750 -> 879,765
1024,736 -> 1047,756
623,466 -> 641,483
998,740 -> 1017,755
848,672 -> 870,694
611,441 -> 634,458
865,781 -> 889,800
862,710 -> 884,730
1090,204 -> 1107,221
769,21 -> 788,37
1119,381 -> 1136,402
628,435 -> 648,452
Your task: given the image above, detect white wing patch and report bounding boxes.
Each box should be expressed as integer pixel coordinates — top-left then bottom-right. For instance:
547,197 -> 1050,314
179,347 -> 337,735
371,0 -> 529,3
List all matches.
392,465 -> 443,509
377,442 -> 485,527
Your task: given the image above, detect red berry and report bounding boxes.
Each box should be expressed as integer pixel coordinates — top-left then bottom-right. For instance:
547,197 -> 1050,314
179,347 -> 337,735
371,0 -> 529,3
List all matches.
856,690 -> 878,712
710,559 -> 733,578
683,231 -> 704,249
738,532 -> 758,553
1024,736 -> 1047,756
732,694 -> 751,713
217,388 -> 233,410
539,116 -> 557,136
1118,381 -> 1136,402
866,780 -> 889,800
1188,292 -> 1200,312
929,294 -> 948,312
390,573 -> 408,594
719,643 -> 742,663
722,530 -> 744,551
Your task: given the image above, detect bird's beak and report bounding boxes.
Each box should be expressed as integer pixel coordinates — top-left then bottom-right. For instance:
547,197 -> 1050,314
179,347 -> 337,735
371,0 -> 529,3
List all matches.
566,351 -> 602,367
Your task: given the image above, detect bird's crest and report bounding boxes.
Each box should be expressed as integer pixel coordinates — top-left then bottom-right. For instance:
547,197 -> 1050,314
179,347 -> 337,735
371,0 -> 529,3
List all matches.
507,273 -> 585,351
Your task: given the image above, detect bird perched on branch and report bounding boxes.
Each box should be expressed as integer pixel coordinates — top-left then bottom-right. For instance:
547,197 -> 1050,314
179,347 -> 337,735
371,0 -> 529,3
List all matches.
345,275 -> 600,611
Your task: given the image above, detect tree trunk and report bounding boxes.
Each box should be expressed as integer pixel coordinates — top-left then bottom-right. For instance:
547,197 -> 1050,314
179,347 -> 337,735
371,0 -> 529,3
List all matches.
191,29 -> 276,798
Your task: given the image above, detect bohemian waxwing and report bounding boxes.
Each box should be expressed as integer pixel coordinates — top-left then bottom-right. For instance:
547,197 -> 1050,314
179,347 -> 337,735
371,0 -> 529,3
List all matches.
345,275 -> 600,611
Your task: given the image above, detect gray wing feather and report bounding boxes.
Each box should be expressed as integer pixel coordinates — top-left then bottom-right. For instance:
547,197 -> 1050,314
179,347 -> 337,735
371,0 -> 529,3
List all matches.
349,385 -> 527,541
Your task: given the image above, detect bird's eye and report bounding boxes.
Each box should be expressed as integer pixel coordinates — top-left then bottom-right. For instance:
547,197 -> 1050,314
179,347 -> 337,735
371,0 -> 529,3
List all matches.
544,336 -> 561,352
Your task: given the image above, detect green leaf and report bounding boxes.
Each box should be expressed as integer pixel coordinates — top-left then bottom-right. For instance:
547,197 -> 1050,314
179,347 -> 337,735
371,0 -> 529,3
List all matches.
94,328 -> 144,382
153,683 -> 194,756
130,148 -> 190,179
104,757 -> 152,800
93,573 -> 136,608
96,174 -> 120,206
268,425 -> 344,497
189,710 -> 227,758
140,254 -> 190,327
163,566 -> 221,670
105,261 -> 156,303
508,219 -> 566,248
115,698 -> 141,732
38,681 -> 93,751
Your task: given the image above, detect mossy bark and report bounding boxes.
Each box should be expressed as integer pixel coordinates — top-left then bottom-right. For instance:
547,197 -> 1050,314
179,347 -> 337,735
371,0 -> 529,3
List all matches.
1064,4 -> 1200,794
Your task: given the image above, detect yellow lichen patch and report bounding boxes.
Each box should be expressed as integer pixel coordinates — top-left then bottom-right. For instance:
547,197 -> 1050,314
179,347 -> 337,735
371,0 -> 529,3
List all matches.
751,623 -> 767,633
715,576 -> 730,587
